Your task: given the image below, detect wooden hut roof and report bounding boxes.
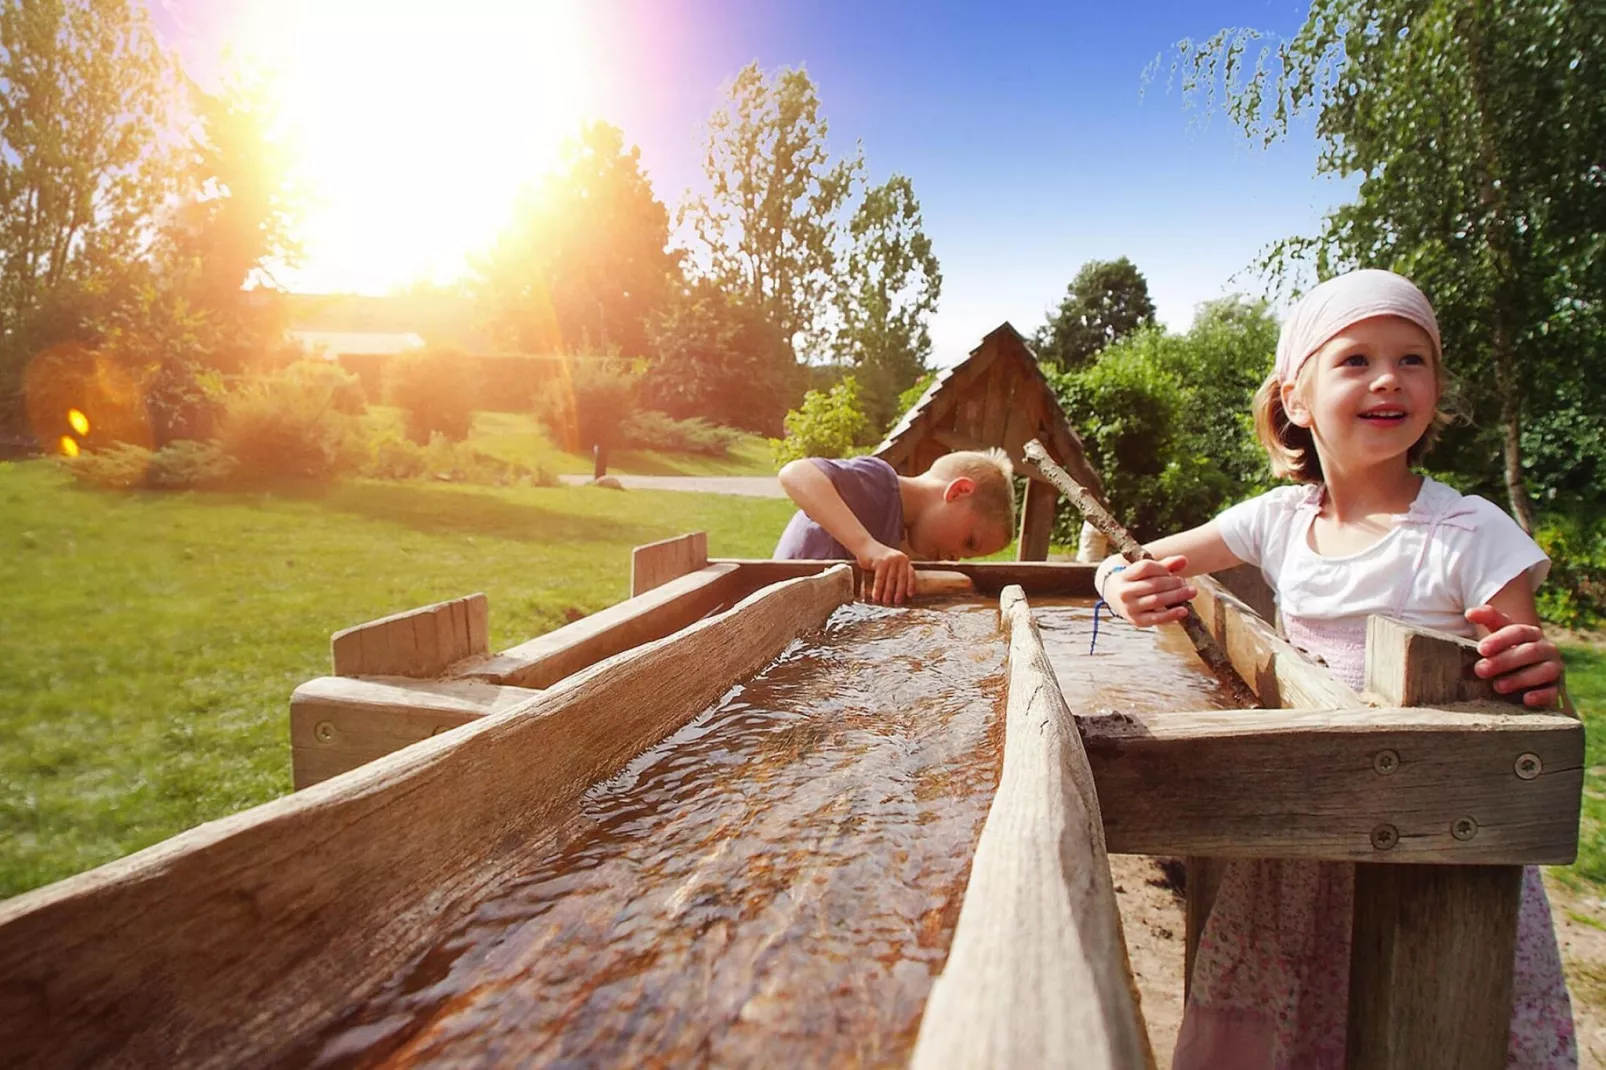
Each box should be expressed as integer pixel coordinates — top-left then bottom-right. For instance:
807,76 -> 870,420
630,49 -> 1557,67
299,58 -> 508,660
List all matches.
876,322 -> 1104,500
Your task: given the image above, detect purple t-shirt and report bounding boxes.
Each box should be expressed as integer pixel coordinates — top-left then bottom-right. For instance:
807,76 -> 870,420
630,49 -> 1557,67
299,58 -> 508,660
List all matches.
773,456 -> 904,560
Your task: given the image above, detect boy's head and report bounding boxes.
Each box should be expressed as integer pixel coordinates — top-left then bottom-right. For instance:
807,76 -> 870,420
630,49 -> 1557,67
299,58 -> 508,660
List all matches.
906,448 -> 1016,561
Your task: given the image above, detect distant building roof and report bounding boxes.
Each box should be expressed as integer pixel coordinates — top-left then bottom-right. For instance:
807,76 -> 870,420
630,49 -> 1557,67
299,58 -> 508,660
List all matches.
289,330 -> 426,360
283,291 -> 496,353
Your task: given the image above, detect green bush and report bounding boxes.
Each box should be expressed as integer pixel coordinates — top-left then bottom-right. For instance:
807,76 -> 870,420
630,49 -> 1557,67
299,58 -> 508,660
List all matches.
64,440 -> 235,490
536,359 -> 638,454
360,430 -> 428,481
1534,512 -> 1606,629
385,348 -> 476,444
621,410 -> 738,457
285,360 -> 367,416
219,366 -> 362,481
771,375 -> 869,466
421,433 -> 557,487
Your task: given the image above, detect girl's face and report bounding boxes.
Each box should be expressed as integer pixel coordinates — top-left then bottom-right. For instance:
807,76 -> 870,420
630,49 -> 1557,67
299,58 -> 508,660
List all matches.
1282,315 -> 1440,473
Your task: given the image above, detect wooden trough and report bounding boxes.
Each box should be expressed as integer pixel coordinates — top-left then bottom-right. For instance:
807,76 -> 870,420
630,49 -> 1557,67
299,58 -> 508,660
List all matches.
0,533 -> 1582,1069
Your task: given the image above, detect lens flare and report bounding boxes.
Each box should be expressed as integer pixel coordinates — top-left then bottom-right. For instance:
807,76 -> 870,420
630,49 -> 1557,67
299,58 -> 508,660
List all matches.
59,436 -> 80,458
67,408 -> 90,435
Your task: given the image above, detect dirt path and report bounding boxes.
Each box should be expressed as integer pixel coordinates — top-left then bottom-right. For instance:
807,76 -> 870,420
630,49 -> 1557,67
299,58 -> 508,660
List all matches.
1108,857 -> 1606,1067
557,474 -> 785,498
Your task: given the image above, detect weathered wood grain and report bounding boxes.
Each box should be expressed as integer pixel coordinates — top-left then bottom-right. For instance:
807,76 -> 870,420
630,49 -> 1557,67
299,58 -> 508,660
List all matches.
454,562 -> 743,688
1363,615 -> 1509,708
713,558 -> 1098,597
1081,706 -> 1581,864
912,587 -> 1153,1070
1017,479 -> 1057,562
1191,575 -> 1363,710
629,531 -> 708,597
0,567 -> 854,1070
289,676 -> 542,789
330,593 -> 488,678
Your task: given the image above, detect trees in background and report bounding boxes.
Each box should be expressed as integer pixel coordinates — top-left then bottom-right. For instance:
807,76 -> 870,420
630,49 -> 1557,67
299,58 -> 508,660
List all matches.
1161,0 -> 1606,532
474,121 -> 680,359
1035,258 -> 1158,371
832,175 -> 942,433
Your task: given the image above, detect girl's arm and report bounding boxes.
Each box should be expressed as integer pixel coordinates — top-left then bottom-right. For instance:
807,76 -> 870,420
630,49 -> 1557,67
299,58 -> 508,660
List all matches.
1100,521 -> 1244,628
1465,577 -> 1564,710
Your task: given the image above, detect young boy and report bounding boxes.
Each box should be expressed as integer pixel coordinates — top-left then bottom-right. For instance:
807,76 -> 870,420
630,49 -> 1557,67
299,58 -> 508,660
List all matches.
773,449 -> 1017,605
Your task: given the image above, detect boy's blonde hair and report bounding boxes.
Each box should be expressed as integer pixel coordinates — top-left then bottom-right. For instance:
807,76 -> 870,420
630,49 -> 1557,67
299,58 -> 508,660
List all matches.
929,448 -> 1016,532
1252,360 -> 1452,483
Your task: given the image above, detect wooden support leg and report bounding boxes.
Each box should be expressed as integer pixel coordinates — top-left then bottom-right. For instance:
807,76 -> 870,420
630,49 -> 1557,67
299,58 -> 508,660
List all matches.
1017,480 -> 1056,561
1346,863 -> 1521,1070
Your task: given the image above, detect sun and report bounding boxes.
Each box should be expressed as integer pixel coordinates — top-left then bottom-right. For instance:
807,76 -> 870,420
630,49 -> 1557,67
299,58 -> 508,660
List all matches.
227,0 -> 601,294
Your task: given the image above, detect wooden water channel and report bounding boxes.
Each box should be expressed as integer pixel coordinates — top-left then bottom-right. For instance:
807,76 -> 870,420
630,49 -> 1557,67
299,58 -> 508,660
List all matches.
0,533 -> 1583,1069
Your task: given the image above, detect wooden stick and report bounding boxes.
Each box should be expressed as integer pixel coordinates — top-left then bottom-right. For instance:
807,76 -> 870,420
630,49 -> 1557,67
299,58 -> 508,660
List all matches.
1022,439 -> 1257,707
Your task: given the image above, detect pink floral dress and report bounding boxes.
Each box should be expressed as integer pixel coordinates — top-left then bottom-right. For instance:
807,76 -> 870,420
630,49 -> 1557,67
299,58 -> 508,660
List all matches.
1172,482 -> 1577,1069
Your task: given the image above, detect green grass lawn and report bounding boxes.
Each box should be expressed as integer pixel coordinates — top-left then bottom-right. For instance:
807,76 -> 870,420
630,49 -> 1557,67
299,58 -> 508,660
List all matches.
366,407 -> 779,477
1554,643 -> 1606,896
0,460 -> 794,899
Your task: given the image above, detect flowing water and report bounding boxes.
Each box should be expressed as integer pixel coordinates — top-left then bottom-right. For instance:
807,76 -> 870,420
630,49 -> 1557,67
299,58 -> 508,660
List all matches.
293,597 -> 1234,1068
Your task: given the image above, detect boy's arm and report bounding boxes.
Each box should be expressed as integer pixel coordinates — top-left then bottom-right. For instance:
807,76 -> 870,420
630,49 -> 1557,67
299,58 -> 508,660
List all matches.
778,460 -> 916,604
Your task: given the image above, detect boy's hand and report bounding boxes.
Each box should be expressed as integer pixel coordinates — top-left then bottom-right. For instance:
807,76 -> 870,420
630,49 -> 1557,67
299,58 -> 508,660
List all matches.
1105,555 -> 1195,628
1465,604 -> 1562,708
858,541 -> 916,606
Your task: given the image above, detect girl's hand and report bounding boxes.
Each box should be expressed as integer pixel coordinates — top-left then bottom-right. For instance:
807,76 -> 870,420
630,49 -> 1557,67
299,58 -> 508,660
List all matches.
1105,555 -> 1196,628
857,540 -> 916,606
1465,604 -> 1563,709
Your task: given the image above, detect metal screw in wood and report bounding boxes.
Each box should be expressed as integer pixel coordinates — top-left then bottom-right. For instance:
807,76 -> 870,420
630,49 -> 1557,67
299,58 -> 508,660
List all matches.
1452,816 -> 1479,841
1370,823 -> 1399,851
1514,753 -> 1543,780
1372,749 -> 1400,775
314,721 -> 336,744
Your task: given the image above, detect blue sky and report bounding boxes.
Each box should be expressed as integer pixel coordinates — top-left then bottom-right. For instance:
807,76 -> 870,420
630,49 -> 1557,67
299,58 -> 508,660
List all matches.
155,0 -> 1354,367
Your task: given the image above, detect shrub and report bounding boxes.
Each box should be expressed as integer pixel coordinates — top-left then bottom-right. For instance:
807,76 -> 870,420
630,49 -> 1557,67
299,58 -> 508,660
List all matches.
536,358 -> 638,454
385,347 -> 477,444
218,365 -> 362,481
285,360 -> 367,416
64,440 -> 234,490
360,430 -> 428,481
771,375 -> 869,466
421,433 -> 557,486
1533,512 -> 1606,629
621,411 -> 738,457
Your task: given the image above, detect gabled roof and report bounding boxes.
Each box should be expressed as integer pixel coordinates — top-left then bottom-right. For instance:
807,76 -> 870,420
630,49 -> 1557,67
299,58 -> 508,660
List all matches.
876,322 -> 1103,498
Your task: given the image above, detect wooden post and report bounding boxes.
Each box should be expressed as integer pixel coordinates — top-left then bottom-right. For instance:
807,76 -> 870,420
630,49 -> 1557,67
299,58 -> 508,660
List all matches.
630,531 -> 707,597
1017,479 -> 1056,561
1347,615 -> 1525,1070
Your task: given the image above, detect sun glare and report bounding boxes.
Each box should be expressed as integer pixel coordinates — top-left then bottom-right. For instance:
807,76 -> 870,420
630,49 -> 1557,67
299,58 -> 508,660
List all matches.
227,1 -> 602,294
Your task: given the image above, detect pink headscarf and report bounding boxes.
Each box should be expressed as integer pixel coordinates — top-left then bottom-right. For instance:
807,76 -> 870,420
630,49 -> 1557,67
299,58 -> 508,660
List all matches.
1274,269 -> 1441,383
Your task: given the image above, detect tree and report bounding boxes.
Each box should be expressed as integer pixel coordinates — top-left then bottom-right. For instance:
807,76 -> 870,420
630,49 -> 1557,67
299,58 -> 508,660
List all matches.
1158,0 -> 1606,530
681,63 -> 862,361
476,121 -> 679,358
0,0 -> 182,430
771,375 -> 869,466
1035,257 -> 1158,370
833,174 -> 942,432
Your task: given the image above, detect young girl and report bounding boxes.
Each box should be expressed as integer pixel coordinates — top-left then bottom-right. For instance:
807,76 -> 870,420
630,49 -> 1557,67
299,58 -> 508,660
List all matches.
1097,269 -> 1576,1068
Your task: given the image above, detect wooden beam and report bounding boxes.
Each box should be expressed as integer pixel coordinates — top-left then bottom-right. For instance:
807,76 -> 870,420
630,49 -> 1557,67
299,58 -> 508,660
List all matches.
629,531 -> 708,598
1347,614 -> 1535,1070
1017,479 -> 1056,561
0,567 -> 854,1069
713,559 -> 1097,597
289,676 -> 541,789
1348,864 -> 1523,1070
330,592 -> 488,678
1080,705 -> 1581,864
1363,616 -> 1507,707
912,587 -> 1153,1070
1191,575 -> 1364,710
454,562 -> 743,689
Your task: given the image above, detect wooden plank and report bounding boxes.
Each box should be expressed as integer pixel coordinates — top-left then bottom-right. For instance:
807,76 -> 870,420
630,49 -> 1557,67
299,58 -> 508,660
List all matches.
912,587 -> 1153,1070
1363,615 -> 1509,707
1191,575 -> 1363,710
0,567 -> 854,1069
979,363 -> 1018,446
630,531 -> 708,598
454,563 -> 743,689
714,559 -> 1098,597
1017,479 -> 1056,561
1348,610 -> 1533,1070
329,593 -> 489,678
290,676 -> 542,789
1080,705 -> 1581,863
1212,563 -> 1277,625
1348,864 -> 1522,1070
465,596 -> 489,660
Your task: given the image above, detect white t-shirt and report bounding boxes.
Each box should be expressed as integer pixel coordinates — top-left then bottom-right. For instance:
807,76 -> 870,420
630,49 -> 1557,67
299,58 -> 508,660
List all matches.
1215,477 -> 1549,640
